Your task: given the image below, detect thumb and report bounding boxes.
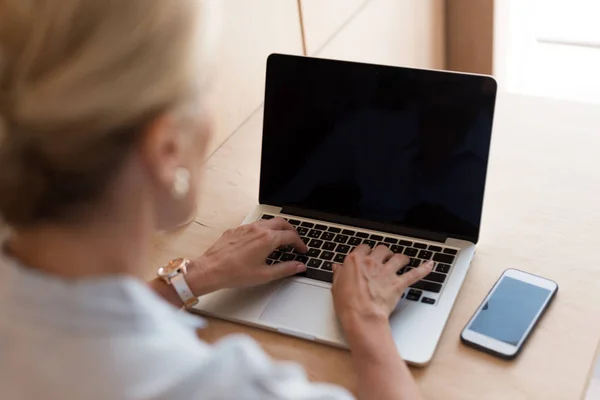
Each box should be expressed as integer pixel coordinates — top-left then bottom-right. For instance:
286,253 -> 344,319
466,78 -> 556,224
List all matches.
267,261 -> 306,280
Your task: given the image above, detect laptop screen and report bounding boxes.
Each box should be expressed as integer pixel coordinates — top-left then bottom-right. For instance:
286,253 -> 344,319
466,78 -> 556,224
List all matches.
260,54 -> 496,243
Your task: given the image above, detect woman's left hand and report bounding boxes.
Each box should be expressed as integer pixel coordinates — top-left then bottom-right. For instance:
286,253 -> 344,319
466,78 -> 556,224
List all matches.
186,218 -> 308,296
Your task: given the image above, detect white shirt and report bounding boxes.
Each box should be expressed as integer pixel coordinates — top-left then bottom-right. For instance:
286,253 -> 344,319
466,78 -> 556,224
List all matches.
0,252 -> 354,400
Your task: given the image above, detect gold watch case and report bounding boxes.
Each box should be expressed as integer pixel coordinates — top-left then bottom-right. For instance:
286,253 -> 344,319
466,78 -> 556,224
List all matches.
157,257 -> 190,284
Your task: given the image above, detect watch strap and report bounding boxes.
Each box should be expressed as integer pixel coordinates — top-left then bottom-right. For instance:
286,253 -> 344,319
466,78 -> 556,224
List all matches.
171,273 -> 198,308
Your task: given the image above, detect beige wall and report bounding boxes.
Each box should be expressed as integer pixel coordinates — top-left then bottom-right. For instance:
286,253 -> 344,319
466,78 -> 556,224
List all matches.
302,0 -> 446,69
445,0 -> 494,75
208,1 -> 450,157
298,0 -> 369,55
207,0 -> 303,156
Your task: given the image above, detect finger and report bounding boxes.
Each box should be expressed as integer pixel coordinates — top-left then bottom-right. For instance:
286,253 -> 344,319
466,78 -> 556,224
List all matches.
349,244 -> 371,257
272,229 -> 308,253
398,260 -> 434,288
384,253 -> 410,273
332,263 -> 340,274
331,263 -> 343,285
370,244 -> 393,262
258,217 -> 296,232
266,261 -> 306,281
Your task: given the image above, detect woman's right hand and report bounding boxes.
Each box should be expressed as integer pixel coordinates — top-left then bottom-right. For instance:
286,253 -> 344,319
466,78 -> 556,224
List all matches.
331,245 -> 433,400
331,244 -> 433,335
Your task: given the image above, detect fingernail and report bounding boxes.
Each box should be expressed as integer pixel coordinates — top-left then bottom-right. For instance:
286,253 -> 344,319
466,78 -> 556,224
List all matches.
296,263 -> 306,272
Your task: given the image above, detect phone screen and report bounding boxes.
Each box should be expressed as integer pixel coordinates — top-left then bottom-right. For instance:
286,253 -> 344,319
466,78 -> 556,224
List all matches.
468,276 -> 552,345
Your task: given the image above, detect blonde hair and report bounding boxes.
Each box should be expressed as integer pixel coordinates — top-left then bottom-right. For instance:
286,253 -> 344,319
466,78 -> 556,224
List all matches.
0,0 -> 212,227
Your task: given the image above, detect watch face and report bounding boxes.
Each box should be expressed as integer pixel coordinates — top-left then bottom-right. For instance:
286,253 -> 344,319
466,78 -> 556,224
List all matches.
157,258 -> 189,279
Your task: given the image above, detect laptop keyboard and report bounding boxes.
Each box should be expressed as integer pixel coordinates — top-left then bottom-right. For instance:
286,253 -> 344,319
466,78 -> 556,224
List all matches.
261,214 -> 460,305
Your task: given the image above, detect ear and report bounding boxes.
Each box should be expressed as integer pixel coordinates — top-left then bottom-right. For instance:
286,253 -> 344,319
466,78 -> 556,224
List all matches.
138,112 -> 183,191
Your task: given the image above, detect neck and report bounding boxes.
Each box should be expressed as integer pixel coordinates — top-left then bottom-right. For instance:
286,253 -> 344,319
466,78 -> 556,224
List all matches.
7,211 -> 152,280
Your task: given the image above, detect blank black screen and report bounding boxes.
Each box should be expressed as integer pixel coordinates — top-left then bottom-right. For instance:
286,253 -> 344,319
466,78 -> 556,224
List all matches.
260,54 -> 497,242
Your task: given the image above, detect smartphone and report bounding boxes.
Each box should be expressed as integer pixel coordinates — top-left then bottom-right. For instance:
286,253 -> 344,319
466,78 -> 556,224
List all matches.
460,268 -> 558,360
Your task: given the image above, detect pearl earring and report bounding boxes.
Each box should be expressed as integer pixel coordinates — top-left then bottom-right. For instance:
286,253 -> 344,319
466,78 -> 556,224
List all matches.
172,167 -> 191,199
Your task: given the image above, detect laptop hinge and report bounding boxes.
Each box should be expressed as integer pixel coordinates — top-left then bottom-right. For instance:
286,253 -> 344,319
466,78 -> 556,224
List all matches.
281,206 -> 448,243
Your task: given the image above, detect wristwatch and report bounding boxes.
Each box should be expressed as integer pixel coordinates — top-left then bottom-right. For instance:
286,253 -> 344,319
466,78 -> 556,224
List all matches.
157,258 -> 199,308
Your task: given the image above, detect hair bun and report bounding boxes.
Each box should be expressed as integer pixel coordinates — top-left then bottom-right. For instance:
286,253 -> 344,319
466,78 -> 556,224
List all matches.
0,0 -> 207,227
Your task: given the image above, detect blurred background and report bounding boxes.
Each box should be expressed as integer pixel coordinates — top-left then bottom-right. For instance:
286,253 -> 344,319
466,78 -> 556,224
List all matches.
207,0 -> 599,157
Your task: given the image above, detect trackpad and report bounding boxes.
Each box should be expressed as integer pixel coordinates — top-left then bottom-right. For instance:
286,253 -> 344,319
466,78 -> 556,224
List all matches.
259,281 -> 345,343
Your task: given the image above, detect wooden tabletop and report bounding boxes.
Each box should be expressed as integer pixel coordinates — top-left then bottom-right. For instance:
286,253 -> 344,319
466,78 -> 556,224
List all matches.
153,93 -> 600,399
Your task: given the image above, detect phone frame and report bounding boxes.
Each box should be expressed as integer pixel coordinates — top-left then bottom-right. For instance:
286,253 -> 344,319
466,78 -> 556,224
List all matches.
460,268 -> 558,359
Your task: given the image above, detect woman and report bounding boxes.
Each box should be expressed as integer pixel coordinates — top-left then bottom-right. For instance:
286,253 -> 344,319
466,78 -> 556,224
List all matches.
0,1 -> 433,399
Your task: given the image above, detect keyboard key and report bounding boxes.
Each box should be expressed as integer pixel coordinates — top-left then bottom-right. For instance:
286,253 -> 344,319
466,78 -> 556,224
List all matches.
370,234 -> 383,241
408,289 -> 422,297
436,263 -> 451,273
308,239 -> 323,248
281,253 -> 295,262
421,297 -> 436,305
320,251 -> 334,261
266,259 -> 274,265
384,237 -> 398,244
301,237 -> 310,245
418,250 -> 433,260
303,267 -> 333,283
399,240 -> 413,246
280,245 -> 293,252
348,237 -> 362,246
314,224 -> 327,230
342,229 -> 355,236
297,227 -> 309,235
321,232 -> 335,241
377,242 -> 390,248
334,254 -> 345,263
423,271 -> 447,283
444,248 -> 458,255
406,294 -> 420,301
356,232 -> 369,238
301,221 -> 314,228
328,227 -> 341,233
428,245 -> 442,252
433,253 -> 455,264
404,248 -> 418,256
307,248 -> 321,258
308,229 -> 322,238
288,219 -> 301,226
307,258 -> 322,269
295,255 -> 308,264
410,280 -> 442,293
322,242 -> 336,251
363,239 -> 376,248
390,245 -> 404,254
414,242 -> 427,249
268,251 -> 282,260
261,214 -> 274,220
334,235 -> 349,244
336,244 -> 351,254
322,261 -> 333,271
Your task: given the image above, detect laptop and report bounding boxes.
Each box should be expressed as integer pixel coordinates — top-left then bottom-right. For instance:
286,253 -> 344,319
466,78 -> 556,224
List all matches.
191,54 -> 497,366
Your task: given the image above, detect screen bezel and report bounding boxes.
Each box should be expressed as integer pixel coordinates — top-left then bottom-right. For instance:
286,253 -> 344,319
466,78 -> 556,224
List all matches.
461,269 -> 557,357
260,53 -> 497,244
